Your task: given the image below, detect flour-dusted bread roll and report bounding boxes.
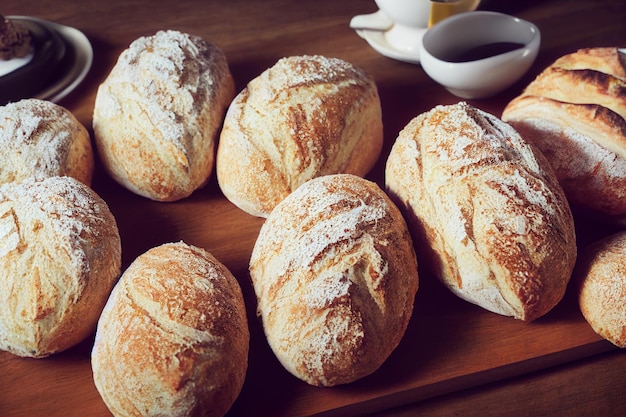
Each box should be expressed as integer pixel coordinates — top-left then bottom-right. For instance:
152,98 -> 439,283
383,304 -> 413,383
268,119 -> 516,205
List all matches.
216,55 -> 383,218
93,30 -> 235,202
386,102 -> 577,322
92,242 -> 249,417
0,176 -> 121,358
576,232 -> 626,348
502,47 -> 626,221
0,99 -> 94,186
249,174 -> 418,387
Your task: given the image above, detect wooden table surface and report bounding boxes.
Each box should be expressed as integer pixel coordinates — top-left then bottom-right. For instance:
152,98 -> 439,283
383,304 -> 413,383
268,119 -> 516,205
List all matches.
1,0 -> 625,416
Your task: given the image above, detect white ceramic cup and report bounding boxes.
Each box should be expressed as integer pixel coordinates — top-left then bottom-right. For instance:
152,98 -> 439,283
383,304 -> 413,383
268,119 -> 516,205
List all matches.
374,0 -> 480,53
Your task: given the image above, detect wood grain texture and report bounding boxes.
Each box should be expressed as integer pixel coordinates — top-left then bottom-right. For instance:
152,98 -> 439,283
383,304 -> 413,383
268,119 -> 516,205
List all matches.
0,0 -> 625,416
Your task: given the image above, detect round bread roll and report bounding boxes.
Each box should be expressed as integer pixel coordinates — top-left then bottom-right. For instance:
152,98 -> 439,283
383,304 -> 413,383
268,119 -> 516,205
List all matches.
385,102 -> 576,322
93,30 -> 235,202
576,232 -> 626,348
92,241 -> 249,417
216,55 -> 383,218
249,174 -> 418,387
502,47 -> 626,221
0,176 -> 121,358
0,98 -> 94,186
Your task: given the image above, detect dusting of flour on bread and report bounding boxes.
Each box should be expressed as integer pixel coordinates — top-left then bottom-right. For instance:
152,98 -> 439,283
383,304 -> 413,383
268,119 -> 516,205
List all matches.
0,99 -> 93,186
216,54 -> 383,217
93,30 -> 235,201
97,30 -> 220,155
0,176 -> 121,358
386,102 -> 576,322
0,177 -> 105,279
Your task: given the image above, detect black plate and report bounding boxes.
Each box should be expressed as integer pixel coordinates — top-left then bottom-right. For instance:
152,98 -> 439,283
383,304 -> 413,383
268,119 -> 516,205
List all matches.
0,18 -> 67,104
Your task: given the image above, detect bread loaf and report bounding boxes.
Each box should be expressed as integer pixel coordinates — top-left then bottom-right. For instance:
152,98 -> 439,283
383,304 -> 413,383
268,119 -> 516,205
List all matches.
576,232 -> 626,348
249,174 -> 418,386
0,176 -> 121,358
502,47 -> 626,221
502,96 -> 626,218
385,102 -> 577,322
93,30 -> 235,202
0,99 -> 94,186
216,55 -> 383,218
549,47 -> 626,78
92,241 -> 249,417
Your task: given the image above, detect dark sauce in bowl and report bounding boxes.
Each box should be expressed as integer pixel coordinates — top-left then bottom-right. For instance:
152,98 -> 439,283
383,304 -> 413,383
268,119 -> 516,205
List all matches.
441,42 -> 525,63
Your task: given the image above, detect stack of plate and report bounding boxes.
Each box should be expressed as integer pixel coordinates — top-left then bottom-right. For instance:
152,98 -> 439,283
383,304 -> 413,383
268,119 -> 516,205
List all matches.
0,16 -> 93,105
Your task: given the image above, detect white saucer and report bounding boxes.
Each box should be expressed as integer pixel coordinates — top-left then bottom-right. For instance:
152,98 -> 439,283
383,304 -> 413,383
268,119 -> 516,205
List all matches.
8,16 -> 93,103
355,28 -> 421,64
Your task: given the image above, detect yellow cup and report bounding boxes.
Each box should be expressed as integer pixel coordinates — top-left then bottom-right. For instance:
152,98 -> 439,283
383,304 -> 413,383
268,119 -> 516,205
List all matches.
429,0 -> 481,27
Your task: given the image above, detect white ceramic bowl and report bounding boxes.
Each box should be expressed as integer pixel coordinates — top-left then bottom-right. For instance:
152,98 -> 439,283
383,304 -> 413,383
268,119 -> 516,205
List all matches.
420,11 -> 541,99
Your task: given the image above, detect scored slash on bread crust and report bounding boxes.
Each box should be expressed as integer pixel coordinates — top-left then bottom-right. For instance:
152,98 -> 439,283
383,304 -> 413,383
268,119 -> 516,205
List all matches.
522,66 -> 626,120
385,102 -> 577,322
550,47 -> 626,79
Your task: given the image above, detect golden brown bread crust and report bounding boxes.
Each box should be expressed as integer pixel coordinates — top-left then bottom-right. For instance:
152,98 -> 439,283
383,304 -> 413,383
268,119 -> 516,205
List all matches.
576,232 -> 626,348
550,47 -> 626,78
0,99 -> 94,187
93,30 -> 235,202
0,176 -> 121,358
385,102 -> 576,322
249,174 -> 418,386
216,55 -> 383,218
92,241 -> 249,417
522,66 -> 626,119
503,96 -> 626,217
502,47 -> 626,220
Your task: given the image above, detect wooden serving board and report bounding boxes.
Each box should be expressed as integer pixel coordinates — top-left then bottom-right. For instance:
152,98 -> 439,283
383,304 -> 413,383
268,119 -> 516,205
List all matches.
1,0 -> 625,416
0,168 -> 617,417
